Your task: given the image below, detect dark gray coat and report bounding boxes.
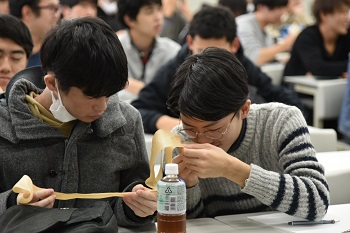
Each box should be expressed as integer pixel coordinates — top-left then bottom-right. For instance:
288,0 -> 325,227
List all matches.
0,79 -> 154,226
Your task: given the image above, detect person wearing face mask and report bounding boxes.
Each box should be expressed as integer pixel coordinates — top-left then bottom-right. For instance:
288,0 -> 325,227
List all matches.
168,47 -> 329,221
0,17 -> 157,227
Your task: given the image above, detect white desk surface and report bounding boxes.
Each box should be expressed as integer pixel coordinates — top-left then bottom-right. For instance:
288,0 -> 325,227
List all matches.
284,76 -> 347,127
284,76 -> 347,88
215,204 -> 350,233
119,204 -> 350,233
119,217 -> 235,233
317,151 -> 350,205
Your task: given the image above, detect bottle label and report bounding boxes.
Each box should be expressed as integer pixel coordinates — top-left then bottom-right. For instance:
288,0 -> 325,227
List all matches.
157,180 -> 186,215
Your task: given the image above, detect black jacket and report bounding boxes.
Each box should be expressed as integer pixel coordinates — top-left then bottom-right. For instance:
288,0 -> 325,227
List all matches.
132,44 -> 305,134
284,26 -> 350,77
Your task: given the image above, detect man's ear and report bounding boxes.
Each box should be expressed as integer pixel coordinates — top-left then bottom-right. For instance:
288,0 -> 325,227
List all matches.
230,37 -> 240,54
21,5 -> 35,23
186,35 -> 193,51
44,73 -> 56,92
240,99 -> 251,119
123,15 -> 135,28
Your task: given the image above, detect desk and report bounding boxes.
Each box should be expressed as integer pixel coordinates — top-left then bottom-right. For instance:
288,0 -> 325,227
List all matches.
215,204 -> 350,233
119,217 -> 235,233
317,150 -> 350,205
284,76 -> 347,127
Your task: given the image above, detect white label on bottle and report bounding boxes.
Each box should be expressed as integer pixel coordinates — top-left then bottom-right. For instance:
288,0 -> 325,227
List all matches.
157,180 -> 186,215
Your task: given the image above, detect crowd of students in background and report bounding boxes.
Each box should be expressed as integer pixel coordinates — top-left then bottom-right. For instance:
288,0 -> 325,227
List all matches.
0,0 -> 349,226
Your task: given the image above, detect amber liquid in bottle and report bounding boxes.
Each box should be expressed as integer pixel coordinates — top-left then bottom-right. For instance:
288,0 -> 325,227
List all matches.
157,164 -> 186,233
157,213 -> 186,233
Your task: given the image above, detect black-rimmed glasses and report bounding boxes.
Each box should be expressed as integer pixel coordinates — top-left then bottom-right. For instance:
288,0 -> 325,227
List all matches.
35,4 -> 61,13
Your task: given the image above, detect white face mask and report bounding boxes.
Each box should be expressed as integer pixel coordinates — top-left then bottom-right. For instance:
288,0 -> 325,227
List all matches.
49,79 -> 77,122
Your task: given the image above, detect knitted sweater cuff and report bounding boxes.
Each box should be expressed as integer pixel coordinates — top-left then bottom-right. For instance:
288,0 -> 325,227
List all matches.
242,164 -> 279,205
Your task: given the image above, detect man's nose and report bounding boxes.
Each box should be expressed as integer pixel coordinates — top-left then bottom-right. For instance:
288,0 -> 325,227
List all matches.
93,97 -> 109,112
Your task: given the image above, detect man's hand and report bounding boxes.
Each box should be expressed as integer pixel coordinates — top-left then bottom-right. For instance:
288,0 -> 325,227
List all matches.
123,184 -> 157,217
20,189 -> 56,208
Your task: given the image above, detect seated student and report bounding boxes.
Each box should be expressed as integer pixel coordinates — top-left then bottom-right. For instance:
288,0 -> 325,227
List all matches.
131,6 -> 306,134
60,0 -> 98,19
0,17 -> 156,225
284,0 -> 350,77
236,0 -> 298,66
0,14 -> 33,93
168,47 -> 329,220
117,0 -> 180,101
266,0 -> 314,40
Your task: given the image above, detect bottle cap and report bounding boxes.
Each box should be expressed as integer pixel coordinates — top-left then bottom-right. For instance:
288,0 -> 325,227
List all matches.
165,163 -> 178,175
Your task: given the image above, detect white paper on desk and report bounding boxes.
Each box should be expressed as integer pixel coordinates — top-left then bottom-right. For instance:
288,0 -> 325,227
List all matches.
248,212 -> 347,233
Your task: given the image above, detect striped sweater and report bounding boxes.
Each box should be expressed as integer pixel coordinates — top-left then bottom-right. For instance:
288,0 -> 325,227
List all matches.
173,103 -> 329,220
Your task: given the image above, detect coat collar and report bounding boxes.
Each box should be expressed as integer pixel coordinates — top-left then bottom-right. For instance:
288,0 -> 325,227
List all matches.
5,79 -> 126,142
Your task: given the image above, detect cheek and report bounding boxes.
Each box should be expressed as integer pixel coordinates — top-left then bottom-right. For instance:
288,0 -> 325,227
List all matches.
13,61 -> 27,74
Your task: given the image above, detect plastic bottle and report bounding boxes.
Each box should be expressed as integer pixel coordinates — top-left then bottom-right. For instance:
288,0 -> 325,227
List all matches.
157,163 -> 186,233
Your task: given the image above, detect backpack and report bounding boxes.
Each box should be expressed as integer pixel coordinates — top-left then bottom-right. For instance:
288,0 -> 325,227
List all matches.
0,201 -> 118,233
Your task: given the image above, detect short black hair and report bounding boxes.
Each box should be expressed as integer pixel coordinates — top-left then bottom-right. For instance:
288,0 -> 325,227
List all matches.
40,17 -> 128,98
117,0 -> 162,29
253,0 -> 288,10
218,0 -> 247,17
167,47 -> 249,121
9,0 -> 40,18
0,14 -> 33,58
60,0 -> 97,8
188,5 -> 237,43
313,0 -> 350,24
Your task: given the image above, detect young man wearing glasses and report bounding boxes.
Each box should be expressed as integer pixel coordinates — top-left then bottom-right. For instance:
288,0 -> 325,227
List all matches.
9,0 -> 61,67
167,47 -> 329,221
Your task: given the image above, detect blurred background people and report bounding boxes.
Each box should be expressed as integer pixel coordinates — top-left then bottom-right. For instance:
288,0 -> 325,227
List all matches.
60,0 -> 98,19
9,0 -> 60,67
117,0 -> 180,102
160,0 -> 191,43
236,0 -> 298,66
131,6 -> 306,134
0,14 -> 33,93
284,0 -> 350,77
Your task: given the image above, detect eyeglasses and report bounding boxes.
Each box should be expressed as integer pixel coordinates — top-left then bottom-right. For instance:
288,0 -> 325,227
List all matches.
35,4 -> 61,13
178,112 -> 237,140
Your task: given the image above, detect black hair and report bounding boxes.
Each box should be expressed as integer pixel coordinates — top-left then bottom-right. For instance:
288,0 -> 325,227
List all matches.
188,5 -> 237,43
253,0 -> 288,10
218,0 -> 247,17
313,0 -> 350,24
9,0 -> 41,18
40,17 -> 128,98
167,47 -> 249,121
60,0 -> 98,8
117,0 -> 162,29
0,14 -> 33,58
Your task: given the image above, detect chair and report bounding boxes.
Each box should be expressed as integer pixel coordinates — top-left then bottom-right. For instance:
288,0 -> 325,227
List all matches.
308,126 -> 337,152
